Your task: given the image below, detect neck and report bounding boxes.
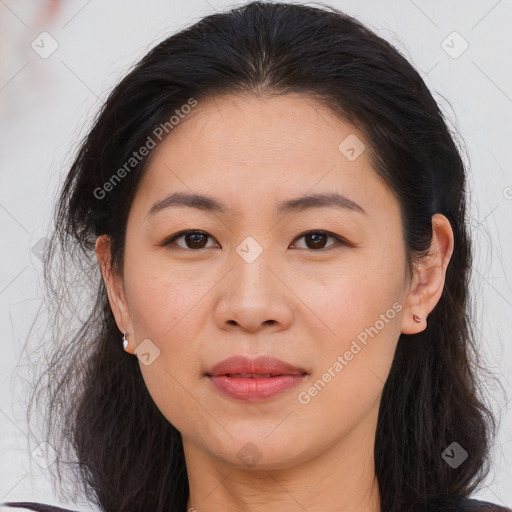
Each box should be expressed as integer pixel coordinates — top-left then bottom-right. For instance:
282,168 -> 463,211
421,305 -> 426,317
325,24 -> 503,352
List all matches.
184,407 -> 381,512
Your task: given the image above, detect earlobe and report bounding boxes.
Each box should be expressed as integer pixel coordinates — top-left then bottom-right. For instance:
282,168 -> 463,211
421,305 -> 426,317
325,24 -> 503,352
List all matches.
95,235 -> 133,341
400,213 -> 454,335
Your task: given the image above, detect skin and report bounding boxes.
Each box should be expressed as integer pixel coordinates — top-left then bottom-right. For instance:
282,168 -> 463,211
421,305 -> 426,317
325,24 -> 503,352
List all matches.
96,93 -> 454,512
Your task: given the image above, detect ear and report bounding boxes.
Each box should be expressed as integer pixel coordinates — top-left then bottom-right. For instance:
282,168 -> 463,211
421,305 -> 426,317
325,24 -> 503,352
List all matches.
401,213 -> 455,335
95,235 -> 134,353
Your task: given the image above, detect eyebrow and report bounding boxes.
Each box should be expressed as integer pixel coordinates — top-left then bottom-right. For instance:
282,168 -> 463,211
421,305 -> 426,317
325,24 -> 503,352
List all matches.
146,191 -> 367,218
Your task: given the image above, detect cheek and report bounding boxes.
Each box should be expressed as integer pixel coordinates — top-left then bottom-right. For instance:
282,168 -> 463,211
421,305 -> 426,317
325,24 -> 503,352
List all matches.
122,244 -> 214,338
292,248 -> 405,342
295,248 -> 405,404
121,248 -> 211,430
294,273 -> 403,436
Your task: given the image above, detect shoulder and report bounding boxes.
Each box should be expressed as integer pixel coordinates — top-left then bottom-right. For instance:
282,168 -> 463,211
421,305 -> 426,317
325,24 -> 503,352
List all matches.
0,503 -> 79,512
425,495 -> 512,511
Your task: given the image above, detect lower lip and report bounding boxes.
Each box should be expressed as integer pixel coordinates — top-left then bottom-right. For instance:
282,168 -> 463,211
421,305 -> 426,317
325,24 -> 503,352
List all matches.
208,374 -> 306,401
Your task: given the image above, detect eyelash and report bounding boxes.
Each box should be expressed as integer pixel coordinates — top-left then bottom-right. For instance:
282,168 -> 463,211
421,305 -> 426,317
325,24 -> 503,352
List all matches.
160,229 -> 348,251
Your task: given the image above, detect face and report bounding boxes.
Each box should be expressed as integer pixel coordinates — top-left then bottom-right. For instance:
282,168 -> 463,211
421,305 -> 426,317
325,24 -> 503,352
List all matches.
99,93 -> 442,472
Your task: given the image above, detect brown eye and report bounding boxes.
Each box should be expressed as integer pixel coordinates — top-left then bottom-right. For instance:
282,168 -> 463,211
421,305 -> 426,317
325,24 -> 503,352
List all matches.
162,229 -> 346,251
291,230 -> 344,250
162,230 -> 218,250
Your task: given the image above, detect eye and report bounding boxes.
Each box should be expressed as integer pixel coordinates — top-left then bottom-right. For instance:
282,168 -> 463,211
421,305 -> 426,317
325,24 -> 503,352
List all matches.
290,230 -> 346,251
161,230 -> 219,250
160,229 -> 347,251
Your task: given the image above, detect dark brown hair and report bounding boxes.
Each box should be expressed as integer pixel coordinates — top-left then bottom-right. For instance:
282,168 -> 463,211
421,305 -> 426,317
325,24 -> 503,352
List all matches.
24,2 -> 499,511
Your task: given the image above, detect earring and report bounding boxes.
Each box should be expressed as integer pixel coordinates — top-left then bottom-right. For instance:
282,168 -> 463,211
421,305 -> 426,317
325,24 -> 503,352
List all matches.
412,314 -> 421,323
122,333 -> 129,351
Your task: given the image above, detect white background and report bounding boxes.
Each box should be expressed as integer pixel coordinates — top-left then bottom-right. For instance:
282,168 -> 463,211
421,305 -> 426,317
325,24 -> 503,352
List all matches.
0,0 -> 511,510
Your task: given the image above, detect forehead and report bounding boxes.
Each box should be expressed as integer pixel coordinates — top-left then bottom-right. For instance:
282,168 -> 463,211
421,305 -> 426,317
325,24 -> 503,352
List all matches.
160,92 -> 362,159
133,92 -> 397,220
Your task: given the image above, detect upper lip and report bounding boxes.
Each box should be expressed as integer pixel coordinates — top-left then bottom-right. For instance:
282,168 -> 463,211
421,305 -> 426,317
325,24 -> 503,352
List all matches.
206,355 -> 308,377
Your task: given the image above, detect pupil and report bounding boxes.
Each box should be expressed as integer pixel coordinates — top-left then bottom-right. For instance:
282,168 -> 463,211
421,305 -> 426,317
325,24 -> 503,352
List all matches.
187,232 -> 206,248
307,233 -> 326,249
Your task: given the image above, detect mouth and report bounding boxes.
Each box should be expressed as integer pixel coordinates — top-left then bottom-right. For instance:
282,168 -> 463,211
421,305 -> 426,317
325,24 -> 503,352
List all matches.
206,355 -> 308,401
220,373 -> 297,378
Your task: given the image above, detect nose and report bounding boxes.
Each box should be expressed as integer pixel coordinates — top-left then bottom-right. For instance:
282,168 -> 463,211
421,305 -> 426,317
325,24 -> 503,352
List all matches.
213,244 -> 294,334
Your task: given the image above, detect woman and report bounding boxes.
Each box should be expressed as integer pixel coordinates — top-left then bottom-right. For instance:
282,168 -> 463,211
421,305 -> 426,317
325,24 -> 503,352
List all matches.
2,1 -> 510,511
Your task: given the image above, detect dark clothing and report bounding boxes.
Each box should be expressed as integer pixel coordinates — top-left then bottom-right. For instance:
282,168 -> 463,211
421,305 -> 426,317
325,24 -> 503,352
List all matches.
1,496 -> 511,511
0,504 -> 78,512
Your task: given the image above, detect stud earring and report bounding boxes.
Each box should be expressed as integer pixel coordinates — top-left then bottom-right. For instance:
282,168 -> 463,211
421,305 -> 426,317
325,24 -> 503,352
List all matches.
412,314 -> 421,323
122,333 -> 129,351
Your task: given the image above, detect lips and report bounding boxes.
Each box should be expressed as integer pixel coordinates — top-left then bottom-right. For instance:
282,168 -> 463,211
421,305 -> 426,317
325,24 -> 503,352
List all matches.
206,355 -> 308,401
206,355 -> 307,378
